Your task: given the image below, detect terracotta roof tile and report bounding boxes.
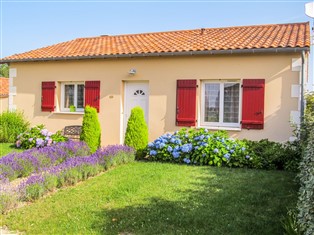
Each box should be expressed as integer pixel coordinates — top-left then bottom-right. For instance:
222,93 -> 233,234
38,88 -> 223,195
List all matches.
1,22 -> 310,62
0,77 -> 9,98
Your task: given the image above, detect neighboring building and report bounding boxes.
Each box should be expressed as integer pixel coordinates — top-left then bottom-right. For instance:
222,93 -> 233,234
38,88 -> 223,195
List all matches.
0,22 -> 310,144
0,77 -> 9,112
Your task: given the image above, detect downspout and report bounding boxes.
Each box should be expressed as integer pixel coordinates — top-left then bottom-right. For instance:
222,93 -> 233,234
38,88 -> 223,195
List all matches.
300,50 -> 305,125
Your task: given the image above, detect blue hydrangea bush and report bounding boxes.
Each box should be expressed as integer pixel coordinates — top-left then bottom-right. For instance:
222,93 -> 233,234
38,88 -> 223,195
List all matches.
147,128 -> 253,167
16,124 -> 67,149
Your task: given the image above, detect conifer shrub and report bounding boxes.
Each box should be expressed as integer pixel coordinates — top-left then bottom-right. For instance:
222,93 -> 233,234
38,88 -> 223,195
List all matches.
124,106 -> 148,158
80,106 -> 101,152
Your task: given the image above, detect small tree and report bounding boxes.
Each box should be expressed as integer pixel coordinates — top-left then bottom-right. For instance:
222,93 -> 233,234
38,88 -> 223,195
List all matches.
80,105 -> 101,152
124,106 -> 148,157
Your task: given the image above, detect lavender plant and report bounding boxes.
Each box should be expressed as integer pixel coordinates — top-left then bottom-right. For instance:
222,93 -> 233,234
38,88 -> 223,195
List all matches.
0,141 -> 91,181
1,144 -> 135,213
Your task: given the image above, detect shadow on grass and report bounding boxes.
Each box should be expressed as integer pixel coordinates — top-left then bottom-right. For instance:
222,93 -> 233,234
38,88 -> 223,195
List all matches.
91,167 -> 298,235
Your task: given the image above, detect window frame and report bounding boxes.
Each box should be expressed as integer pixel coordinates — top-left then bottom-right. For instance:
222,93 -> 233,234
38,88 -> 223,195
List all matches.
200,80 -> 242,128
60,82 -> 85,112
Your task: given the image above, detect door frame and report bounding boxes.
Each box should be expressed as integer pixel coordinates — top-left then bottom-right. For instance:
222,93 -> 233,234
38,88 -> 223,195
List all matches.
121,81 -> 149,143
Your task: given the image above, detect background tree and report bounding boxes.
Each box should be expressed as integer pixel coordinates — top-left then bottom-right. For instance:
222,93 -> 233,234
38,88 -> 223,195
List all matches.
0,64 -> 9,78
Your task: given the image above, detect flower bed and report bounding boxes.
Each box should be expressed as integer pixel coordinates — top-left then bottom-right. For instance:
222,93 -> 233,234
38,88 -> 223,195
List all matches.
0,141 -> 90,181
0,143 -> 135,213
147,128 -> 254,168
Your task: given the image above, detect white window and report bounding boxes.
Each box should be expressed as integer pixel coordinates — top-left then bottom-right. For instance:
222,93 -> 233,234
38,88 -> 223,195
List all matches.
201,80 -> 241,128
61,82 -> 84,112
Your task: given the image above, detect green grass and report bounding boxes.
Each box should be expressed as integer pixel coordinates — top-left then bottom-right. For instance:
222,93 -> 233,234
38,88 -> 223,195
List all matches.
0,143 -> 22,157
1,162 -> 297,235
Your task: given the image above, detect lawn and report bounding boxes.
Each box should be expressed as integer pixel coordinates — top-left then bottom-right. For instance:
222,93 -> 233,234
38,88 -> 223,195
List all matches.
0,143 -> 22,157
1,162 -> 297,235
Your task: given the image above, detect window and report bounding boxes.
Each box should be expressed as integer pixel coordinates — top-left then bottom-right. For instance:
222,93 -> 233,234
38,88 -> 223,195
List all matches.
201,81 -> 240,127
61,82 -> 84,112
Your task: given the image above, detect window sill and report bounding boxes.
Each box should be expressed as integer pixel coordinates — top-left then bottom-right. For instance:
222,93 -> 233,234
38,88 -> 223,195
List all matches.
197,126 -> 241,132
53,112 -> 84,115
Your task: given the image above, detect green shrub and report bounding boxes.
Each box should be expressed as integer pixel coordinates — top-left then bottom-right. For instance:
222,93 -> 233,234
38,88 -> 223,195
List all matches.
243,139 -> 301,171
124,106 -> 148,158
0,110 -> 30,143
147,128 -> 253,167
80,106 -> 101,153
297,131 -> 314,235
16,124 -> 68,149
282,209 -> 301,235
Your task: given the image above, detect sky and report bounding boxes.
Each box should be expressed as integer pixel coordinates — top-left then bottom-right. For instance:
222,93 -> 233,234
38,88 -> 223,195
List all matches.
0,0 -> 313,88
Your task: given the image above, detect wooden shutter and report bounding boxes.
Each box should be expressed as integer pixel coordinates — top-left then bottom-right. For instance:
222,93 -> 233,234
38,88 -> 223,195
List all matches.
85,81 -> 100,112
41,81 -> 55,112
241,79 -> 265,129
176,80 -> 197,126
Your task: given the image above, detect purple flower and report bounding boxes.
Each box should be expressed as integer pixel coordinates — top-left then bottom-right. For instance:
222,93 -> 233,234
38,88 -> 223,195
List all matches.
245,155 -> 250,159
28,138 -> 33,142
16,140 -> 21,148
36,138 -> 44,148
213,148 -> 219,154
40,129 -> 49,136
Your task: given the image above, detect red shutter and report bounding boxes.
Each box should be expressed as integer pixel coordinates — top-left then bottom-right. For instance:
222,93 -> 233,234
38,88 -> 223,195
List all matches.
41,81 -> 55,112
85,81 -> 100,112
242,79 -> 265,130
176,80 -> 197,126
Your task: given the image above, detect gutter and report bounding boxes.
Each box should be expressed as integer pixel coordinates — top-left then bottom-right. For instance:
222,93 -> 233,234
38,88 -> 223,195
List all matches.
0,47 -> 310,63
300,50 -> 306,124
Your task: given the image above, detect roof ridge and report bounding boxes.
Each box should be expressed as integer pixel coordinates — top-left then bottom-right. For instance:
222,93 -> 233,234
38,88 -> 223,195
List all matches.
74,21 -> 310,40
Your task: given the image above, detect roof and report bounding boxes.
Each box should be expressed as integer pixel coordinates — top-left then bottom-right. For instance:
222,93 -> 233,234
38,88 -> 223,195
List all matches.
1,22 -> 310,63
0,77 -> 9,98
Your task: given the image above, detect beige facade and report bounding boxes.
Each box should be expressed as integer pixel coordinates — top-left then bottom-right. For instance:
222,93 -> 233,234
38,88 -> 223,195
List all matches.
9,53 -> 305,145
0,97 -> 8,112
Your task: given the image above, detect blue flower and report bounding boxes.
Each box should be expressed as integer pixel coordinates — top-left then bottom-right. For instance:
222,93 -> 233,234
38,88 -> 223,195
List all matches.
230,149 -> 234,153
213,148 -> 219,153
241,147 -> 246,151
183,158 -> 191,164
205,129 -> 208,133
194,136 -> 200,141
185,134 -> 189,138
150,150 -> 157,156
224,153 -> 230,160
167,146 -> 173,152
202,153 -> 206,157
170,138 -> 176,143
175,139 -> 182,145
174,146 -> 180,151
245,155 -> 250,159
181,144 -> 193,153
160,143 -> 166,148
172,151 -> 180,158
195,146 -> 199,150
148,142 -> 154,147
199,135 -> 205,140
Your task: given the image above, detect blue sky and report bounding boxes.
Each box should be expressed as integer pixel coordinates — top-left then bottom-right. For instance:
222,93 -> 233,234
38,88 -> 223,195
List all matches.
1,0 -> 314,90
0,0 -> 313,58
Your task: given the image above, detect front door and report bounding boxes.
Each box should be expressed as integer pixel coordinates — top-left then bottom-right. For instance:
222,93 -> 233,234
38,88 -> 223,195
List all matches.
124,82 -> 149,135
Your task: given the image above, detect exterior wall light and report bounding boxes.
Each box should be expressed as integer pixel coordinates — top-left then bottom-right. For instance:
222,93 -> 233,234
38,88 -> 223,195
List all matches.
129,68 -> 136,75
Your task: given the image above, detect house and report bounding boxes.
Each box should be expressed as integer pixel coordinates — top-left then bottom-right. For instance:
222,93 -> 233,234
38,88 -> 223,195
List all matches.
0,22 -> 310,144
0,77 -> 9,112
